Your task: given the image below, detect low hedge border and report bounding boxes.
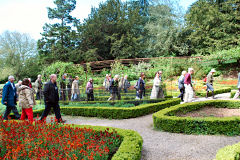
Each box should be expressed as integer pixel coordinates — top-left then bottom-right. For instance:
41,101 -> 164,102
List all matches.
153,100 -> 240,136
195,87 -> 231,97
59,96 -> 173,105
231,90 -> 238,98
59,98 -> 180,119
73,125 -> 143,160
29,98 -> 180,119
215,141 -> 240,160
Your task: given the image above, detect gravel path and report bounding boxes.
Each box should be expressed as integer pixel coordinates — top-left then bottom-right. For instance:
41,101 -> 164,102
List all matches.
58,93 -> 240,160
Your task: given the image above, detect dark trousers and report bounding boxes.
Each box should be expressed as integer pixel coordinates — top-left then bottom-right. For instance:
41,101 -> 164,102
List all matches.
36,91 -> 41,100
60,89 -> 66,101
138,90 -> 145,99
87,93 -> 94,101
178,88 -> 185,101
67,87 -> 72,101
108,92 -> 121,101
3,105 -> 20,120
40,103 -> 62,120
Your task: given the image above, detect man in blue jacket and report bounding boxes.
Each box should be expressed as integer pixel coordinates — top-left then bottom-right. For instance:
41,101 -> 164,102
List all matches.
1,76 -> 20,120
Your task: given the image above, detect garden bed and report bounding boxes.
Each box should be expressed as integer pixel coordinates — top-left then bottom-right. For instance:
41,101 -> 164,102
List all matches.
177,107 -> 240,118
153,100 -> 240,136
0,119 -> 143,160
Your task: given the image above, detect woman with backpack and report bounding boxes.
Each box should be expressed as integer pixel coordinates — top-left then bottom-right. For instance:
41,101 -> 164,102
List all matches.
18,78 -> 36,122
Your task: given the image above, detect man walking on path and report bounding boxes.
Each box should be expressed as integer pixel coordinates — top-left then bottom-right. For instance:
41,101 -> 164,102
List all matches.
206,69 -> 216,99
1,76 -> 20,120
40,74 -> 66,123
184,68 -> 194,103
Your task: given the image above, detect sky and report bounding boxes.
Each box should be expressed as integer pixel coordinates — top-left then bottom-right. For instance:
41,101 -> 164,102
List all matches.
0,0 -> 197,40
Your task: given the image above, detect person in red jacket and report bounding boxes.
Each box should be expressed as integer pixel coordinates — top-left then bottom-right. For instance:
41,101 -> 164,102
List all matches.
184,68 -> 194,103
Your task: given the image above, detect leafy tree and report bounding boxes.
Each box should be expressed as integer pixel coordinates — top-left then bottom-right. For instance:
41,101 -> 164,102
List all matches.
0,31 -> 39,80
38,0 -> 78,64
76,0 -> 148,61
42,61 -> 85,84
185,0 -> 240,55
145,0 -> 188,56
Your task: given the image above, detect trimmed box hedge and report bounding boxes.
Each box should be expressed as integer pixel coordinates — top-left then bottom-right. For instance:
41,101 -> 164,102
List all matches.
73,125 -> 143,160
59,98 -> 180,119
153,100 -> 240,136
231,90 -> 237,98
215,141 -> 240,160
29,98 -> 180,119
195,87 -> 231,97
59,96 -> 173,105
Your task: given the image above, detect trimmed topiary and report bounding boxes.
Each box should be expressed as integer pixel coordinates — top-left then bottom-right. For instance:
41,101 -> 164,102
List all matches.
153,100 -> 240,136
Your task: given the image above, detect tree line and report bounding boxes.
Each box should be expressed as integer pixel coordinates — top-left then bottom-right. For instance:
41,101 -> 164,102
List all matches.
0,0 -> 239,80
37,0 -> 240,64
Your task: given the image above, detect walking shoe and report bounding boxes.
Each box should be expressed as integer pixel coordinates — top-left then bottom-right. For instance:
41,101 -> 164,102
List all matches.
58,119 -> 66,123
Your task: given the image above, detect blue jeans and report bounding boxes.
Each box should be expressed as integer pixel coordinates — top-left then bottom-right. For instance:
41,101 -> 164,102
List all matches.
207,83 -> 214,92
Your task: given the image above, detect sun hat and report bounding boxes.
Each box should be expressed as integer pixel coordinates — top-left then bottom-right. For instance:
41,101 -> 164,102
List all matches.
210,69 -> 216,73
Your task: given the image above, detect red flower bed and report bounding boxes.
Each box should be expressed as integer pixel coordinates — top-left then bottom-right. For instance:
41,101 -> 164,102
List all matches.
0,118 -> 121,160
217,80 -> 238,85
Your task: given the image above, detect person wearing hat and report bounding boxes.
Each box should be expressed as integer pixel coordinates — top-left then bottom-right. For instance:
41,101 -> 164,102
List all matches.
206,69 -> 216,98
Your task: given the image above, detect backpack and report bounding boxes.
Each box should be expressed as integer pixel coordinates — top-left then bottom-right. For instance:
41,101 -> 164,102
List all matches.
203,77 -> 207,83
134,81 -> 138,89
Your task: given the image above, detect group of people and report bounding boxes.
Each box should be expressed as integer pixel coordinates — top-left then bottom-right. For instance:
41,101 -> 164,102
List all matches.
2,69 -> 240,122
1,74 -> 96,122
56,74 -> 95,102
1,75 -> 65,122
103,74 -> 131,101
177,68 -> 217,103
103,71 -> 165,101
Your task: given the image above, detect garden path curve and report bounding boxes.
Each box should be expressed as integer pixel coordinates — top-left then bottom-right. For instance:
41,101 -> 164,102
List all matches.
59,93 -> 240,160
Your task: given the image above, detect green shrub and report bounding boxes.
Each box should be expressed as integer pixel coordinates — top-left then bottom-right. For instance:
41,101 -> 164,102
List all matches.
231,90 -> 237,98
195,88 -> 231,97
72,125 -> 143,160
215,141 -> 240,160
153,100 -> 240,136
60,98 -> 180,119
28,98 -> 180,119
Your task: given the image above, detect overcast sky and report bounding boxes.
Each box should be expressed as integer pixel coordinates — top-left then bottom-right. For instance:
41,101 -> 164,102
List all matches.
0,0 -> 197,40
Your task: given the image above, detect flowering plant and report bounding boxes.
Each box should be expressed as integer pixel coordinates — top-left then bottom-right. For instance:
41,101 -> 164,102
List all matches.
0,117 -> 122,160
